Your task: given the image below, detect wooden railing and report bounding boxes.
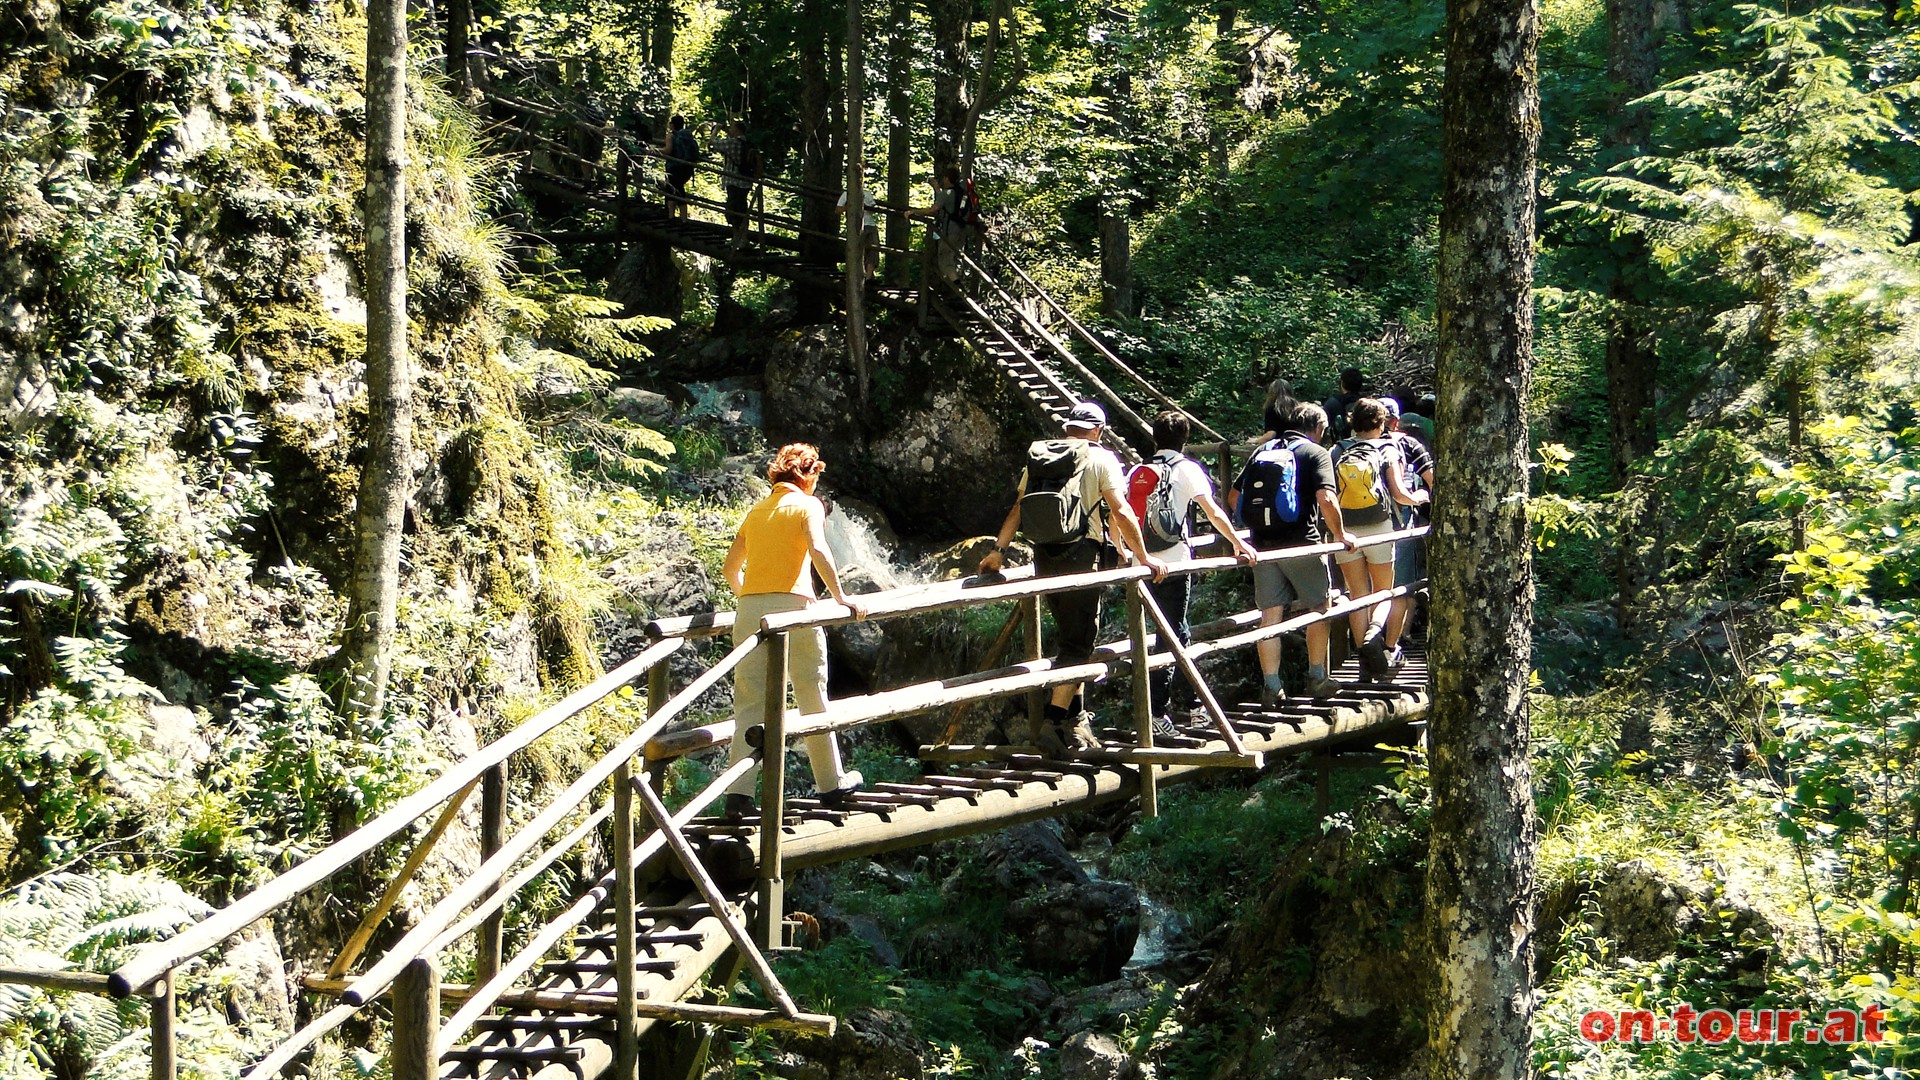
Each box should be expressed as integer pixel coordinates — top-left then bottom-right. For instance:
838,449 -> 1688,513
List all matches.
0,521 -> 1425,1079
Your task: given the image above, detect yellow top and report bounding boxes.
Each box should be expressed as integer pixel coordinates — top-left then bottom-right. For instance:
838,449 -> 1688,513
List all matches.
736,483 -> 819,597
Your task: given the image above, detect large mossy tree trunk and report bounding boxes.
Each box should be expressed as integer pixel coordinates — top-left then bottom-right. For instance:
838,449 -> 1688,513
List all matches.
342,0 -> 415,723
929,0 -> 969,176
1425,0 -> 1539,1071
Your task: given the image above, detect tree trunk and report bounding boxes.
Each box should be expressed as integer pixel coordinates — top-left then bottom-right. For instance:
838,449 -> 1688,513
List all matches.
444,0 -> 475,100
1426,0 -> 1539,1073
1602,0 -> 1659,481
342,0 -> 415,723
798,0 -> 839,321
929,0 -> 970,176
884,0 -> 913,284
1209,4 -> 1238,193
959,0 -> 1006,173
1099,203 -> 1132,318
847,0 -> 868,407
651,0 -> 675,130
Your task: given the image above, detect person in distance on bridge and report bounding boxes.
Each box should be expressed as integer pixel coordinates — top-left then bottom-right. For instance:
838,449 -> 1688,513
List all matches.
1379,397 -> 1434,677
978,402 -> 1168,755
720,444 -> 869,816
1330,397 -> 1429,682
713,119 -> 759,248
663,114 -> 698,219
1130,410 -> 1259,734
1257,377 -> 1298,442
1322,367 -> 1365,442
1228,401 -> 1357,707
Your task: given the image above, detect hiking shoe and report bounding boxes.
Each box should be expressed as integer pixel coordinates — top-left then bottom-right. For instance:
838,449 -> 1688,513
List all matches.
816,770 -> 864,809
1258,685 -> 1283,711
1305,676 -> 1348,700
1031,720 -> 1069,758
723,793 -> 756,820
1357,634 -> 1390,678
1384,645 -> 1406,680
1150,714 -> 1181,741
1064,712 -> 1101,752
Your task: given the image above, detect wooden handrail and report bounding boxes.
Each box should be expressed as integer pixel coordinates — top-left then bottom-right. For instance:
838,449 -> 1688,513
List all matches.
0,966 -> 118,995
108,636 -> 684,998
339,634 -> 758,1007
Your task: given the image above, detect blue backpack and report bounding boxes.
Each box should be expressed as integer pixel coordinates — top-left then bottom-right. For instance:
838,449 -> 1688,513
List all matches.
1236,437 -> 1305,539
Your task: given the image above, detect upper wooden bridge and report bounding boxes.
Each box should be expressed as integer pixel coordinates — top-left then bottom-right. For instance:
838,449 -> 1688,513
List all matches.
0,92 -> 1433,1080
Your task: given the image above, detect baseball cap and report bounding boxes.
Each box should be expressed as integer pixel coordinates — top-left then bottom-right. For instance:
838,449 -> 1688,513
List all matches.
1063,402 -> 1107,430
1381,398 -> 1402,420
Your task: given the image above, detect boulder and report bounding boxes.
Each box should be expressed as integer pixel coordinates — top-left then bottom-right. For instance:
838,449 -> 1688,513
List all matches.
1008,880 -> 1142,982
1538,858 -> 1775,985
1060,1032 -> 1143,1080
608,386 -> 678,427
783,1007 -> 923,1080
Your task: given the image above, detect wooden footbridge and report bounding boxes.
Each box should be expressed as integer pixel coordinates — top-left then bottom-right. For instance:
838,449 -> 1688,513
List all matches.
0,92 -> 1433,1080
6,527 -> 1430,1080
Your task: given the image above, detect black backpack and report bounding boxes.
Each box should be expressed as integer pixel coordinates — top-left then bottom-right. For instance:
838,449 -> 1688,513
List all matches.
671,127 -> 698,166
1235,437 -> 1306,541
1020,440 -> 1095,547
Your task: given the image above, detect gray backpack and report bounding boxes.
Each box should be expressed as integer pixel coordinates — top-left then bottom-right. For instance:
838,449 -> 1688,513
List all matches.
1020,440 -> 1094,547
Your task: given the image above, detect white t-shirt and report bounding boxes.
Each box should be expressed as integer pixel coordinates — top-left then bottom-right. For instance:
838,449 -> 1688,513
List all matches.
1141,454 -> 1215,559
838,190 -> 876,231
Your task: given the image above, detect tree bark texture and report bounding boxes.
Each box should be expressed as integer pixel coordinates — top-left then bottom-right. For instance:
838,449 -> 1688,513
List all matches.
343,0 -> 415,723
884,0 -> 913,284
1426,0 -> 1539,1073
1099,204 -> 1132,317
444,0 -> 475,100
929,0 -> 970,177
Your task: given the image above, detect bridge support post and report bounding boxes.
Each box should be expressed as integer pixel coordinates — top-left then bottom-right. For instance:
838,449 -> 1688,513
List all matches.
477,762 -> 506,984
150,970 -> 175,1080
757,631 -> 789,952
613,762 -> 640,1080
1022,597 -> 1044,740
648,659 -> 674,800
1127,585 -> 1158,819
391,957 -> 439,1080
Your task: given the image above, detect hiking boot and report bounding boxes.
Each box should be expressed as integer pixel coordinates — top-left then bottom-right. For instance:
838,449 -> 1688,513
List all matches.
1258,685 -> 1283,711
723,793 -> 756,820
1064,712 -> 1101,752
1305,676 -> 1348,700
816,770 -> 864,809
1030,719 -> 1068,758
1150,714 -> 1181,741
1357,634 -> 1390,679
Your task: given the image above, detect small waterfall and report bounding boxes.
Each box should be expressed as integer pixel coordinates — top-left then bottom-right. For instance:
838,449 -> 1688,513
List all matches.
822,502 -> 918,593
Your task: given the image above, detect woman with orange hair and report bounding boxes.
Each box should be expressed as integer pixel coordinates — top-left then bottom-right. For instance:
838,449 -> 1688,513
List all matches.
719,444 -> 868,815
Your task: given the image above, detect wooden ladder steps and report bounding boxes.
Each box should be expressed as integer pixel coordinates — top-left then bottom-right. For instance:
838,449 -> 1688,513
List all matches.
540,959 -> 680,977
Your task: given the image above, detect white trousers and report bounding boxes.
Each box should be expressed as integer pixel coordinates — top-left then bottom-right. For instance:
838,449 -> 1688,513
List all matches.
727,592 -> 852,795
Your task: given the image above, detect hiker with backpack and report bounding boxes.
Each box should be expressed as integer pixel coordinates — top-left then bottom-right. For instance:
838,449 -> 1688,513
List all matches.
1129,410 -> 1259,734
1381,397 -> 1435,667
1322,368 -> 1365,442
1227,401 -> 1358,706
713,119 -> 760,246
719,444 -> 869,817
913,167 -> 981,283
1331,398 -> 1430,681
1258,377 -> 1299,442
662,114 -> 699,219
977,402 -> 1168,755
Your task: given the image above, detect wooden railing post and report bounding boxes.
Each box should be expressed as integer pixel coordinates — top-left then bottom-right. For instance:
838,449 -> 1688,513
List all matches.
612,763 -> 639,1080
476,762 -> 507,984
1022,597 -> 1043,740
648,659 -> 673,799
151,970 -> 176,1080
391,958 -> 439,1080
1127,584 -> 1158,818
757,631 -> 789,952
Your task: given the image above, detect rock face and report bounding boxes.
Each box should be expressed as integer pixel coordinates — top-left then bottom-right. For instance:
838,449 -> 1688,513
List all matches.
762,321 -> 1033,539
1538,858 -> 1775,986
1179,803 -> 1429,1080
967,822 -> 1143,982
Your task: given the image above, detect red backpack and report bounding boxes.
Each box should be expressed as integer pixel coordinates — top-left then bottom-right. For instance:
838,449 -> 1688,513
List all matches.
1125,452 -> 1188,549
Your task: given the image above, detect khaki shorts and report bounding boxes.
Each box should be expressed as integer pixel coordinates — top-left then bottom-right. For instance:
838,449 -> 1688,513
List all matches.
1334,518 -> 1398,566
1254,553 -> 1331,611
